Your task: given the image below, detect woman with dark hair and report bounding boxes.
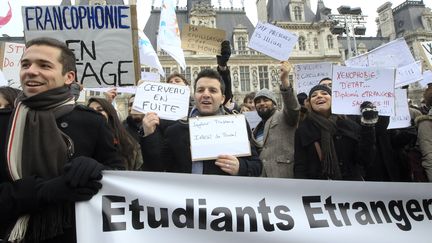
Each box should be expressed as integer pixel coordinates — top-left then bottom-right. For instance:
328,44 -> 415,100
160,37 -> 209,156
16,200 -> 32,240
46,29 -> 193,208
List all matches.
0,86 -> 21,109
294,85 -> 376,180
88,97 -> 143,170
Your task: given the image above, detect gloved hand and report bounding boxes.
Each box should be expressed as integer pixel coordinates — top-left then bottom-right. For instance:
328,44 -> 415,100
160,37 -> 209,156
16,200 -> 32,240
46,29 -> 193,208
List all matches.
64,156 -> 105,187
37,176 -> 102,204
360,101 -> 379,126
217,40 -> 231,67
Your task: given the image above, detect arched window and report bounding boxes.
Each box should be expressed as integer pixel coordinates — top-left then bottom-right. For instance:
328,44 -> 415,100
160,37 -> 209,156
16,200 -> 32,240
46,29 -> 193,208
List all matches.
314,38 -> 318,49
298,36 -> 306,51
327,35 -> 334,49
294,6 -> 302,21
237,37 -> 246,51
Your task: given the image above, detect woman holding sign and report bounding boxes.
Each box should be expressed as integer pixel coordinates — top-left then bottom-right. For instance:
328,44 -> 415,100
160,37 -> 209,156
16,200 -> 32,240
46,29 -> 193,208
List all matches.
294,85 -> 376,180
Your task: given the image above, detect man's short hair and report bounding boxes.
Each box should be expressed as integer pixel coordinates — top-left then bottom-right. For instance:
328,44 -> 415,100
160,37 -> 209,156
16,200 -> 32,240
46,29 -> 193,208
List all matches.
319,77 -> 332,84
25,37 -> 76,75
194,69 -> 225,94
166,72 -> 189,86
243,92 -> 256,103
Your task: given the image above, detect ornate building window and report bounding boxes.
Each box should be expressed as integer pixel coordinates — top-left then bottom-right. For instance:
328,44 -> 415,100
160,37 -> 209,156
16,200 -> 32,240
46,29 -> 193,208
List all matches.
180,67 -> 191,82
240,66 -> 251,92
163,67 -> 171,77
298,36 -> 306,51
314,38 -> 319,49
327,35 -> 334,49
258,66 -> 269,89
294,6 -> 302,21
237,37 -> 247,54
428,18 -> 432,29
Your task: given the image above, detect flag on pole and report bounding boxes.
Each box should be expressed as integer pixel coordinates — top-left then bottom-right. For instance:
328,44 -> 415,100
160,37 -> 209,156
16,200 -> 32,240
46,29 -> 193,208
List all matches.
0,1 -> 12,28
157,0 -> 186,70
139,30 -> 165,77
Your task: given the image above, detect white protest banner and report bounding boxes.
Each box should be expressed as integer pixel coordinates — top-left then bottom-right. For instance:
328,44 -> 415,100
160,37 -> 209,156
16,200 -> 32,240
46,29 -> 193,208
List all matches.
243,110 -> 261,130
0,69 -> 7,86
419,41 -> 432,70
345,38 -> 415,68
395,61 -> 423,88
77,171 -> 432,243
388,89 -> 411,129
293,62 -> 332,94
1,42 -> 25,88
23,5 -> 137,87
141,71 -> 160,82
189,115 -> 250,161
248,22 -> 298,61
132,81 -> 190,120
420,70 -> 432,87
332,66 -> 396,116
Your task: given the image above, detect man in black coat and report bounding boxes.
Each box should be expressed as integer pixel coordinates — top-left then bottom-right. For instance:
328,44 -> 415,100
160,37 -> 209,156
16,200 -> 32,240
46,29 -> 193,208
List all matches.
145,69 -> 262,176
0,37 -> 124,243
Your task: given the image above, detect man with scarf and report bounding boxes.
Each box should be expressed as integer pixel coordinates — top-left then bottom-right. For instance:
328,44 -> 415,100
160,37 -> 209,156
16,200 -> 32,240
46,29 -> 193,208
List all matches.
252,62 -> 300,178
156,68 -> 262,176
0,37 -> 124,243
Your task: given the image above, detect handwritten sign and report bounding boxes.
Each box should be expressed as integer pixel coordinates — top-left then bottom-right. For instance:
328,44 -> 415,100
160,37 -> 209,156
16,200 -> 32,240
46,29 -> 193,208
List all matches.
1,42 -> 25,88
345,38 -> 415,68
181,24 -> 225,55
331,66 -> 396,116
22,5 -> 136,88
243,111 -> 262,130
293,62 -> 332,94
419,41 -> 432,70
388,89 -> 411,129
248,22 -> 298,61
132,81 -> 190,121
141,71 -> 160,82
395,61 -> 422,88
189,115 -> 251,161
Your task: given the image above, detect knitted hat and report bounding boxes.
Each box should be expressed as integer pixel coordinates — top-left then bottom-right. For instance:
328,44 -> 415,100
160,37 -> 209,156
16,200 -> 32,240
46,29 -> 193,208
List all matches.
308,84 -> 332,99
254,88 -> 277,105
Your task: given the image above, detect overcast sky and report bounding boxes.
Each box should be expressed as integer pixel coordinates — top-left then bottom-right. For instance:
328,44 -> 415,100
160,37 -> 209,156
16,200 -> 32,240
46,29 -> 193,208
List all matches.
0,0 -> 412,37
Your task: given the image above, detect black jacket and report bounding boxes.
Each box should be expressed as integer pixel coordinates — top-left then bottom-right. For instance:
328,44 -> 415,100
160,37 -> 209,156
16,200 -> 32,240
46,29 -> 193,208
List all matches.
294,116 -> 375,180
0,105 -> 124,243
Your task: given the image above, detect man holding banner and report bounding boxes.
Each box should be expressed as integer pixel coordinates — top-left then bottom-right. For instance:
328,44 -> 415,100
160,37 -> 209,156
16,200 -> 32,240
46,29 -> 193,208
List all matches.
0,37 -> 124,243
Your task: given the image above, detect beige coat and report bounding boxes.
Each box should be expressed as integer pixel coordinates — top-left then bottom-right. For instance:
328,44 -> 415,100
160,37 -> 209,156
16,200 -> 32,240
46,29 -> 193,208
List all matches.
416,111 -> 432,181
256,88 -> 300,178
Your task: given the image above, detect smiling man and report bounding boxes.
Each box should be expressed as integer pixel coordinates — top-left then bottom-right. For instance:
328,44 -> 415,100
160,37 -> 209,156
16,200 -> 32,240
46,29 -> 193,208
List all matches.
252,62 -> 300,178
157,69 -> 262,176
0,37 -> 124,243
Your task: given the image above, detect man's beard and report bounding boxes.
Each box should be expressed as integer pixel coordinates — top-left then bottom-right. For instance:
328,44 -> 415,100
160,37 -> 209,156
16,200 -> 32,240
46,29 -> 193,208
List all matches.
257,108 -> 275,120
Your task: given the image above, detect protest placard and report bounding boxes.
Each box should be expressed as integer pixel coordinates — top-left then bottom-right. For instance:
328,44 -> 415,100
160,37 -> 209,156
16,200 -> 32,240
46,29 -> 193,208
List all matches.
1,42 -> 25,88
345,38 -> 415,68
395,61 -> 422,88
141,71 -> 160,82
248,22 -> 298,61
420,70 -> 432,87
332,66 -> 396,116
181,24 -> 225,55
22,5 -> 139,88
189,115 -> 250,161
388,89 -> 411,129
419,41 -> 432,70
132,81 -> 190,120
243,110 -> 261,130
293,62 -> 333,94
0,70 -> 7,86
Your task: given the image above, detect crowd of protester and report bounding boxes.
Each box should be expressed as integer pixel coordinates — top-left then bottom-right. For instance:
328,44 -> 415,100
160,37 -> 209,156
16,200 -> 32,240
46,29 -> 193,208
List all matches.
1,37 -> 432,242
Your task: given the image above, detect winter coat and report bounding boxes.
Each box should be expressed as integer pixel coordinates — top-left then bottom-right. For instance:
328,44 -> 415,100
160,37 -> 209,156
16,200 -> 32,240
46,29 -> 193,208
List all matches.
416,111 -> 432,181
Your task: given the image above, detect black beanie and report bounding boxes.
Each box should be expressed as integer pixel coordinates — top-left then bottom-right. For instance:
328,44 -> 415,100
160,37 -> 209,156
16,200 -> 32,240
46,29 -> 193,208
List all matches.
308,84 -> 332,99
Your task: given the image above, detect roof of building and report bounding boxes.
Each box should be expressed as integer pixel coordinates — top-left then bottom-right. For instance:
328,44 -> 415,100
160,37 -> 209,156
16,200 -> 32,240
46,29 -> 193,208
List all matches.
267,0 -> 317,22
392,0 -> 426,36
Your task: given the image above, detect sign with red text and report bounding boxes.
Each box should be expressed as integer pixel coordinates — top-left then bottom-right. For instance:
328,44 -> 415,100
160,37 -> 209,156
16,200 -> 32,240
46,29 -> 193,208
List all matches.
189,115 -> 251,161
76,171 -> 432,243
23,5 -> 137,87
248,22 -> 298,61
132,81 -> 190,121
293,62 -> 333,94
332,66 -> 396,116
1,42 -> 25,88
388,89 -> 411,130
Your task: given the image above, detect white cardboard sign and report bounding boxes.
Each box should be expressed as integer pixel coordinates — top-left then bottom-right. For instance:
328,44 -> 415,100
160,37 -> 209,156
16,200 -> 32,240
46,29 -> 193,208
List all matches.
243,110 -> 262,130
248,22 -> 298,61
189,115 -> 250,161
419,41 -> 432,70
388,89 -> 411,129
294,62 -> 333,94
332,66 -> 396,116
1,42 -> 25,89
132,81 -> 190,121
395,61 -> 423,88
